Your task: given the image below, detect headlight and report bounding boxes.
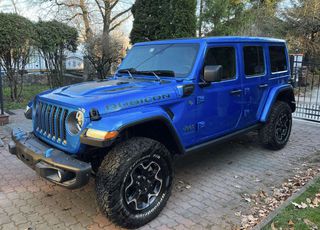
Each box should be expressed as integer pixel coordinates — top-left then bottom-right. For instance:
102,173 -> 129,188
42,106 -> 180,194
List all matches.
67,111 -> 84,134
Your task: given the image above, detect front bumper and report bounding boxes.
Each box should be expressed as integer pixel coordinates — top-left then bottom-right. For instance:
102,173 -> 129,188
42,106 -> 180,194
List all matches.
9,128 -> 91,189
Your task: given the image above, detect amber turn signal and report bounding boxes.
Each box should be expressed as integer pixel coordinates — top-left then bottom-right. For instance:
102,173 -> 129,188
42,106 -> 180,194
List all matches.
86,129 -> 118,140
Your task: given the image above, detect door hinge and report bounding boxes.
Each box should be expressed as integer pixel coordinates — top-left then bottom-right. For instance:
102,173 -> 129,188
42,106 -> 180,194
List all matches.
196,96 -> 205,105
197,121 -> 206,130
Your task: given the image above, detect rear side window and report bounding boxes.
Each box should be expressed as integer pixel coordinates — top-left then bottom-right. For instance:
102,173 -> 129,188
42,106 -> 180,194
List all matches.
204,47 -> 236,80
269,46 -> 287,73
243,46 -> 265,77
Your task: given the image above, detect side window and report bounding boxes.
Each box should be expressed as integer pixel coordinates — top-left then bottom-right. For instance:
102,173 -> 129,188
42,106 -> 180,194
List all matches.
269,46 -> 287,73
243,46 -> 265,77
204,47 -> 236,80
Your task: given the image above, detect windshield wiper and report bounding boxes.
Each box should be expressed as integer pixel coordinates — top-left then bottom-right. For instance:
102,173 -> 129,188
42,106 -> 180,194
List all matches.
118,68 -> 136,79
151,71 -> 161,81
118,69 -> 175,81
138,70 -> 175,77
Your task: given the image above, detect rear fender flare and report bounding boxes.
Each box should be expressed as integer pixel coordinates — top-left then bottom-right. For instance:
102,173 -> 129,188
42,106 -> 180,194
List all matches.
260,84 -> 295,122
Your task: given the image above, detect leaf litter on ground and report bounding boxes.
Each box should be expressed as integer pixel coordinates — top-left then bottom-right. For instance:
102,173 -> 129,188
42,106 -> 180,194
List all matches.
239,166 -> 320,229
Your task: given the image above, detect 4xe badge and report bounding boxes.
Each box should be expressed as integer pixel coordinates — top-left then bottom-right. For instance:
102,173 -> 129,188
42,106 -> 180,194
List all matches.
183,124 -> 196,133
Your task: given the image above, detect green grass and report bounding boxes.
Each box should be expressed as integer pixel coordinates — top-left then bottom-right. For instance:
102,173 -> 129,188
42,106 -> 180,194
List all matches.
3,84 -> 49,110
262,177 -> 320,230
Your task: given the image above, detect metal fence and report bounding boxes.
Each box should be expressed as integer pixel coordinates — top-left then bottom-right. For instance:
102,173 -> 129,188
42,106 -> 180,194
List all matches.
291,58 -> 320,122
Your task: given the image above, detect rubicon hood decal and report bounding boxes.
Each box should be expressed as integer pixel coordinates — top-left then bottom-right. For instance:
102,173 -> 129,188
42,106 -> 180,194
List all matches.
106,94 -> 171,112
37,77 -> 180,116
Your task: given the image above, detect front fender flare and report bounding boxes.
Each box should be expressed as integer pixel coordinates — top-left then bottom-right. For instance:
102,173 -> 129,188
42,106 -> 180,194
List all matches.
82,107 -> 185,154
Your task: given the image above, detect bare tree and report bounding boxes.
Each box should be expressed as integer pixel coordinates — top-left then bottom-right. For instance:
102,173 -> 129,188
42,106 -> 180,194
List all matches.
198,0 -> 204,37
10,0 -> 19,13
48,0 -> 133,77
284,0 -> 320,61
84,32 -> 128,79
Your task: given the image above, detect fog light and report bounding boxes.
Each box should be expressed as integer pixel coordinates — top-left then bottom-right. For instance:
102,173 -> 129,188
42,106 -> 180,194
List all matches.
56,169 -> 74,183
57,170 -> 63,182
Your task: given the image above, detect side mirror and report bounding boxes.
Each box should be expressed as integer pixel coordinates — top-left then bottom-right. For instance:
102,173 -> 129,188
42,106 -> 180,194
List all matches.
203,65 -> 223,82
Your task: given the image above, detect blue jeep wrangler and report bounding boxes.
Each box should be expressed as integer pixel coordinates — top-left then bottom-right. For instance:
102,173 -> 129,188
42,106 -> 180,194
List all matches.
9,36 -> 295,228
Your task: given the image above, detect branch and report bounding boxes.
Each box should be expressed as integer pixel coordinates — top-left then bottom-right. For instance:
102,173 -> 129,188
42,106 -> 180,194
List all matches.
64,12 -> 83,22
11,0 -> 18,14
110,7 -> 132,24
54,0 -> 80,8
110,0 -> 120,10
109,13 -> 131,32
94,0 -> 105,18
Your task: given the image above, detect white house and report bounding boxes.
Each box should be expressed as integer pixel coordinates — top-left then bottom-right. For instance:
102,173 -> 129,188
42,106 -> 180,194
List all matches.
65,49 -> 84,70
25,48 -> 84,72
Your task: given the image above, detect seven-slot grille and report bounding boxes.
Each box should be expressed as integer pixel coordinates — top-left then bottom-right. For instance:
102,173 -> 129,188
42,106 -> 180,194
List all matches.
35,101 -> 69,145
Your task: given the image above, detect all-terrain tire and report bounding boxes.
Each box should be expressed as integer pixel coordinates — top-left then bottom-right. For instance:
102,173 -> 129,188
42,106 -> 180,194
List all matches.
259,101 -> 292,150
95,137 -> 173,229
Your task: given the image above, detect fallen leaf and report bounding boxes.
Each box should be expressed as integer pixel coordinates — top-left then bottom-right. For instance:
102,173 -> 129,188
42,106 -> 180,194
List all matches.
301,202 -> 308,209
292,202 -> 301,208
288,219 -> 294,226
312,198 -> 319,206
303,219 -> 318,230
259,191 -> 267,198
271,222 -> 278,230
234,211 -> 241,217
292,202 -> 308,209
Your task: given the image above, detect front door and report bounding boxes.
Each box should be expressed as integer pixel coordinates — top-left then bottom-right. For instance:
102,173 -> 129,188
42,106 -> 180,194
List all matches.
196,44 -> 243,144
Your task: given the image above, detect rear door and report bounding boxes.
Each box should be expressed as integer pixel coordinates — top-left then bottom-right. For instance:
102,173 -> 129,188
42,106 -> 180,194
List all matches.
239,43 -> 268,127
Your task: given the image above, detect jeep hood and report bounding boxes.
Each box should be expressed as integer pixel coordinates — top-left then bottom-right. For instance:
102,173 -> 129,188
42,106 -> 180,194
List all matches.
37,78 -> 179,116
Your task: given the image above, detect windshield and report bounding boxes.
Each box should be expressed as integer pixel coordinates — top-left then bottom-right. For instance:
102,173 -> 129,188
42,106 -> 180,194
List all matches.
119,43 -> 199,78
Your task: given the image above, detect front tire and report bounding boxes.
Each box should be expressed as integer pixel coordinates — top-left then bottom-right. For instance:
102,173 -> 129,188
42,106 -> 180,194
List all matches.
95,137 -> 173,229
259,101 -> 292,150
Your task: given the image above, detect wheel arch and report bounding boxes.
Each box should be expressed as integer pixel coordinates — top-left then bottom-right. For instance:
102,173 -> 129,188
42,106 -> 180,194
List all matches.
260,84 -> 296,122
118,116 -> 185,155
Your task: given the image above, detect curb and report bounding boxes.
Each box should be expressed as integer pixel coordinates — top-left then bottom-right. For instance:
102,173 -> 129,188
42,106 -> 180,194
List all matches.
254,173 -> 320,230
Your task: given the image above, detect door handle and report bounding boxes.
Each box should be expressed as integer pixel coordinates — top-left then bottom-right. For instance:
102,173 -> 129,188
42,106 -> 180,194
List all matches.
259,84 -> 269,89
230,89 -> 242,95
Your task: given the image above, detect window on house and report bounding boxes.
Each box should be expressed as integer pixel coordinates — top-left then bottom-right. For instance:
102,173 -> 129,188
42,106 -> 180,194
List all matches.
204,47 -> 236,80
243,46 -> 265,77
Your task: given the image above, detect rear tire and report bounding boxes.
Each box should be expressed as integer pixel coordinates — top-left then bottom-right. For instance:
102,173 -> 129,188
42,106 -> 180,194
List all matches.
95,137 -> 173,229
259,101 -> 292,150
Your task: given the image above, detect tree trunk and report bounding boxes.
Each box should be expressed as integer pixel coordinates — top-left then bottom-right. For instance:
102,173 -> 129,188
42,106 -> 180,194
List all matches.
59,46 -> 64,86
80,0 -> 93,41
198,0 -> 204,37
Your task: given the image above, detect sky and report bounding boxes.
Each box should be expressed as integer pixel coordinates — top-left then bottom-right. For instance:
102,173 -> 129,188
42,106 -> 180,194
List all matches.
0,0 -> 134,36
0,0 -> 292,37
